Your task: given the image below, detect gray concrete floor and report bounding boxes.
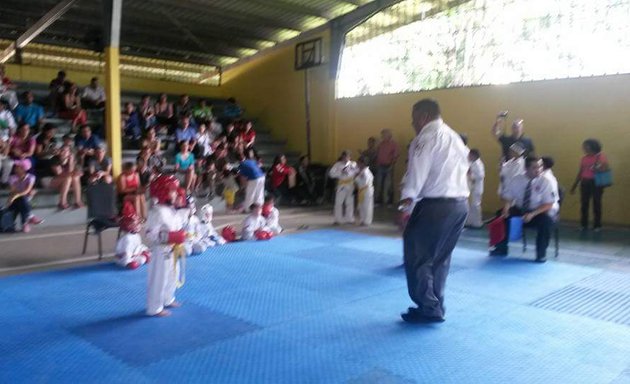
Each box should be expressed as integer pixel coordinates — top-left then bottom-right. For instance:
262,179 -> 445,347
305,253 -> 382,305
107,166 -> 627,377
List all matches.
1,206 -> 629,276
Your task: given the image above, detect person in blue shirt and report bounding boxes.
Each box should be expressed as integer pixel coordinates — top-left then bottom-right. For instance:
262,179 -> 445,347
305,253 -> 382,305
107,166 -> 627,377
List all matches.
175,113 -> 197,146
174,141 -> 197,193
14,91 -> 44,130
74,125 -> 101,166
238,155 -> 265,211
122,102 -> 142,141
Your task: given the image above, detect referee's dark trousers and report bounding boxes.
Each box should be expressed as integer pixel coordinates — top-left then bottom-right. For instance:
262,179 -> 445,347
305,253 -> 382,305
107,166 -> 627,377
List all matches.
403,198 -> 468,318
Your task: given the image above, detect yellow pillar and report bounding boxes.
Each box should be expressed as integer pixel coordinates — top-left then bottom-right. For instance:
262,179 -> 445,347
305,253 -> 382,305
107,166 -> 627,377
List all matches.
104,46 -> 122,177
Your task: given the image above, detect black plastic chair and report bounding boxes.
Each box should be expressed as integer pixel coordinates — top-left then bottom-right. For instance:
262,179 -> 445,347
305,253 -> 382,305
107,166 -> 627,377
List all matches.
82,182 -> 120,259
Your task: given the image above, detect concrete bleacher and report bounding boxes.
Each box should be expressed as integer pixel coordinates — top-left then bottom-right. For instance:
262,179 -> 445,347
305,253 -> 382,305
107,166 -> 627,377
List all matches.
1,81 -> 301,228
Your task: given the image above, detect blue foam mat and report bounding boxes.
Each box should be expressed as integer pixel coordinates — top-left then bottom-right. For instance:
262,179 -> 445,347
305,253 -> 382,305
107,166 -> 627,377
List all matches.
1,229 -> 629,383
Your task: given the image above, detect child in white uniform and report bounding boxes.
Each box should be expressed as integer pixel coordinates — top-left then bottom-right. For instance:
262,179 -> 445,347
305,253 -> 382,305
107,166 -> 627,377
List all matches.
199,204 -> 227,246
466,149 -> 485,228
145,175 -> 187,317
115,214 -> 151,269
262,196 -> 282,235
241,203 -> 272,240
328,150 -> 358,224
354,157 -> 374,226
179,195 -> 208,256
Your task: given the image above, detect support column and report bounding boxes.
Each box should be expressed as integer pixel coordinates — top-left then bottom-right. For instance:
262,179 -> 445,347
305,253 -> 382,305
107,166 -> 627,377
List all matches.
104,46 -> 122,177
103,0 -> 123,177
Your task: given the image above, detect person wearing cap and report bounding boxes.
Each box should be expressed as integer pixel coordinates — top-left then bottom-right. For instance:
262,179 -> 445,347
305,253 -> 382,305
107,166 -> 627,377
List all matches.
3,159 -> 43,232
491,113 -> 535,160
498,142 -> 526,198
399,99 -> 469,324
492,156 -> 559,262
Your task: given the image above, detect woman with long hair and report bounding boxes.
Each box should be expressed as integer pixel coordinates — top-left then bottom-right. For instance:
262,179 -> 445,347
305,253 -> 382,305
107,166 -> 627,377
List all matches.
570,139 -> 609,231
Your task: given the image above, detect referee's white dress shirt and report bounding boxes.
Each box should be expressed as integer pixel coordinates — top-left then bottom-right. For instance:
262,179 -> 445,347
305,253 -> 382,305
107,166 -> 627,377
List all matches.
401,118 -> 470,202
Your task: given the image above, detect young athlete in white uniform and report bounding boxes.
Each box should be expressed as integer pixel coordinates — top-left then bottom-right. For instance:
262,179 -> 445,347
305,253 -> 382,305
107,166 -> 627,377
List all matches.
145,175 -> 187,317
328,150 -> 358,224
178,195 -> 207,256
499,143 -> 525,198
262,196 -> 282,235
115,214 -> 151,269
199,204 -> 227,247
241,203 -> 273,240
466,149 -> 485,228
354,156 -> 374,226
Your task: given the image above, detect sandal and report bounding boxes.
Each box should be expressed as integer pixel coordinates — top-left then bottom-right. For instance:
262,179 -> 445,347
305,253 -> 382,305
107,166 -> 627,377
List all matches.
58,203 -> 69,210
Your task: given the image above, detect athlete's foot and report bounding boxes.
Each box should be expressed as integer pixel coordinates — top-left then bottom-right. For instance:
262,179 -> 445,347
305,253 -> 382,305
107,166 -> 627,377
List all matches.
166,301 -> 182,308
156,309 -> 171,317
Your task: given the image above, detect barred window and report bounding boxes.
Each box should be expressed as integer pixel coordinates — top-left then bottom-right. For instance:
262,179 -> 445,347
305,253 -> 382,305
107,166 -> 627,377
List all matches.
337,0 -> 630,98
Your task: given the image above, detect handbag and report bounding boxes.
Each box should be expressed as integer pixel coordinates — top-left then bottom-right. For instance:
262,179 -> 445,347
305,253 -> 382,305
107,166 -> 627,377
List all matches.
594,154 -> 612,188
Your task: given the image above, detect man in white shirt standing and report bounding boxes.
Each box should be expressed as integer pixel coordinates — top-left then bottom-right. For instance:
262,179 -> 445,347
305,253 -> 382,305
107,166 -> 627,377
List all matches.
399,99 -> 470,324
493,156 -> 559,262
81,77 -> 106,109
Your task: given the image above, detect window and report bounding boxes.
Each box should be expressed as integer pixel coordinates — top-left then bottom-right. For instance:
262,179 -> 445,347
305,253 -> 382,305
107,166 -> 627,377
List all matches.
337,0 -> 630,98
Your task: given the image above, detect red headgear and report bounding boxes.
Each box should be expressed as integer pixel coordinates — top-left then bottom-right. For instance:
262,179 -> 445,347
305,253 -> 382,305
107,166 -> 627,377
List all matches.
221,226 -> 237,242
261,203 -> 273,218
119,214 -> 141,234
150,175 -> 180,205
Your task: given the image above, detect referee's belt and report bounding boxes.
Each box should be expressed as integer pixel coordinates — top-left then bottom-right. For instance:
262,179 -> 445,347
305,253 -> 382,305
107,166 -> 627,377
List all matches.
337,178 -> 354,186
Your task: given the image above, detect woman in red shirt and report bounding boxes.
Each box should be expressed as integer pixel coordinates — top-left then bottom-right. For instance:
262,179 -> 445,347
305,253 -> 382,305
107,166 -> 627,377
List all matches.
270,154 -> 295,204
570,139 -> 608,231
117,162 -> 147,220
240,121 -> 256,149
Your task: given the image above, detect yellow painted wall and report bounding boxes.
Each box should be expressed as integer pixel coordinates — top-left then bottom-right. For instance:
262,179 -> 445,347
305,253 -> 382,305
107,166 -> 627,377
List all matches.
4,63 -> 223,98
334,75 -> 630,225
222,32 -> 335,164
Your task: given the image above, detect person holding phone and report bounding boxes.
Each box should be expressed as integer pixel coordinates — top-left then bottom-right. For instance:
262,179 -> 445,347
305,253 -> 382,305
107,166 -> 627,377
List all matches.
491,111 -> 535,160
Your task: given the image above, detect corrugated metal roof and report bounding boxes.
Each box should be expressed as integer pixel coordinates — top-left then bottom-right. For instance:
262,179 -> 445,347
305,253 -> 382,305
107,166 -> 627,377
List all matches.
0,0 -> 375,68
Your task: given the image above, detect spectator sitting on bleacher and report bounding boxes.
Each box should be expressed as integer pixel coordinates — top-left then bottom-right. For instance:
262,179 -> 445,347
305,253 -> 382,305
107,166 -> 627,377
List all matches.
49,145 -> 83,210
8,123 -> 36,168
154,93 -> 174,133
136,151 -> 153,189
0,99 -> 17,138
175,113 -> 197,146
195,123 -> 213,158
48,70 -> 66,112
222,122 -> 238,145
142,126 -> 162,156
75,125 -> 101,166
117,161 -> 147,220
0,64 -> 18,110
58,83 -> 87,132
223,97 -> 243,120
138,94 -> 156,129
122,102 -> 142,142
173,94 -> 192,120
61,133 -> 74,150
240,121 -> 256,149
34,123 -> 58,179
193,99 -> 213,125
81,77 -> 106,109
14,91 -> 45,131
85,143 -> 112,185
3,159 -> 43,232
174,141 -> 196,193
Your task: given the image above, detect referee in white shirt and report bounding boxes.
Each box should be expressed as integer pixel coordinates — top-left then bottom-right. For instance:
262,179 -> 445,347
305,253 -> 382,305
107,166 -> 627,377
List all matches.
399,99 -> 470,324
